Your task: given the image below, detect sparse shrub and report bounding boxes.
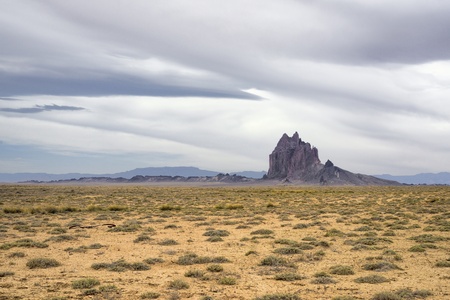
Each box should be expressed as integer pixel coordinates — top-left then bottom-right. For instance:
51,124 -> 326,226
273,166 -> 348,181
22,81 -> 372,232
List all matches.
435,260 -> 450,267
395,288 -> 432,298
325,228 -> 345,237
203,229 -> 230,237
168,279 -> 189,290
0,271 -> 14,277
260,255 -> 288,267
293,223 -> 309,229
210,256 -> 230,263
134,234 -> 152,243
176,253 -> 229,265
275,239 -> 299,246
409,245 -> 426,252
108,205 -> 127,211
8,252 -> 25,258
274,272 -> 305,281
362,261 -> 401,272
218,276 -> 236,285
3,207 -> 23,214
129,262 -> 150,271
45,235 -> 77,243
82,289 -> 99,296
251,229 -> 274,235
332,297 -> 357,300
206,236 -> 223,242
141,292 -> 160,299
224,204 -> 244,210
355,275 -> 390,284
72,278 -> 100,289
91,259 -> 149,272
371,292 -> 401,300
158,239 -> 178,246
144,258 -> 164,265
410,234 -> 446,243
160,204 -> 181,211
185,269 -> 205,278
27,257 -> 61,269
311,272 -> 336,284
207,264 -> 223,272
254,294 -> 300,300
0,238 -> 48,250
329,265 -> 354,275
48,227 -> 67,234
274,247 -> 302,255
245,250 -> 258,256
99,285 -> 117,292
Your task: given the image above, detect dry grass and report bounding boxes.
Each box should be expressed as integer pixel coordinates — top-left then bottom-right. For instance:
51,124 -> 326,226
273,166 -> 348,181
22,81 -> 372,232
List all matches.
0,184 -> 449,299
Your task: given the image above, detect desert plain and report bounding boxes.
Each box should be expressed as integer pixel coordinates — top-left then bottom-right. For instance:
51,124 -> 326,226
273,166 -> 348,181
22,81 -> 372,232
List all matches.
0,184 -> 449,300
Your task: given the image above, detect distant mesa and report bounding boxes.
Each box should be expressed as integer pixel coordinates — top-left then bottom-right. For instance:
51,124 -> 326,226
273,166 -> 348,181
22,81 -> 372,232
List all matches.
266,132 -> 399,186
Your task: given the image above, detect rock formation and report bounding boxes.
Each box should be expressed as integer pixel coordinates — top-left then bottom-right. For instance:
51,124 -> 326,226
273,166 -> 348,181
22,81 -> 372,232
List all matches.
267,132 -> 399,186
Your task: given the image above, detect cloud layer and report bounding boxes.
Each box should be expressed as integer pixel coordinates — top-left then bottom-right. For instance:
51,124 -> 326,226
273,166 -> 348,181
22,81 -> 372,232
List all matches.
1,0 -> 449,175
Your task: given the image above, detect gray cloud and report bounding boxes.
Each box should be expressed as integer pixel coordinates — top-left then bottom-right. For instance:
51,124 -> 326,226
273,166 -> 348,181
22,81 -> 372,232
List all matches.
0,1 -> 449,175
0,104 -> 85,114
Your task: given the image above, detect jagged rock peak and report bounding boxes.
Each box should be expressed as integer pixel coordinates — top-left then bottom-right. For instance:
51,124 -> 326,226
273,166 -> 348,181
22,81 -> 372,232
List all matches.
267,132 -> 321,179
324,160 -> 334,168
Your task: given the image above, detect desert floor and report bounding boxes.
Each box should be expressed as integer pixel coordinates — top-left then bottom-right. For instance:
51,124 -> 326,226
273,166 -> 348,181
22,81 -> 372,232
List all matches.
0,184 -> 449,300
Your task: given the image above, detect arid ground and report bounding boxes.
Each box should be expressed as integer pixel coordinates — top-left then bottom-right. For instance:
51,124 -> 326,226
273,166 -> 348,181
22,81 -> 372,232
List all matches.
0,184 -> 449,300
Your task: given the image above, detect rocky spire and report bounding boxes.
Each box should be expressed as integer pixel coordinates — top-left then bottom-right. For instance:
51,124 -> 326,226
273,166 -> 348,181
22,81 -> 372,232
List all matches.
267,132 -> 321,179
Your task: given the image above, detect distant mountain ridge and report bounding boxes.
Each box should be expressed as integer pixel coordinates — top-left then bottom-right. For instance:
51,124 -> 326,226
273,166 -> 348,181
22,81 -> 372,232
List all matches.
0,167 -> 267,183
374,172 -> 450,185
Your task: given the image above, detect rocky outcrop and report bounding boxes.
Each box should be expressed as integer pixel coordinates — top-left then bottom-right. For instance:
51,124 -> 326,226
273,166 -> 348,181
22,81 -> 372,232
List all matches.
267,132 -> 399,186
267,132 -> 321,179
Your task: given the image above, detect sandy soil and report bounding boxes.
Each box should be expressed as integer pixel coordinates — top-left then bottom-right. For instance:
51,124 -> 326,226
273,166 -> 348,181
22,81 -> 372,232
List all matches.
0,185 -> 449,300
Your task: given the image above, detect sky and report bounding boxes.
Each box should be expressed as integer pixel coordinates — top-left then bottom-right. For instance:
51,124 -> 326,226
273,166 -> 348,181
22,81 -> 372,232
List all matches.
1,0 -> 450,176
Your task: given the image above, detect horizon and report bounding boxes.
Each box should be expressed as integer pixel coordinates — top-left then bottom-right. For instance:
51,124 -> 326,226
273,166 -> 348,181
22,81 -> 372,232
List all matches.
1,1 -> 450,177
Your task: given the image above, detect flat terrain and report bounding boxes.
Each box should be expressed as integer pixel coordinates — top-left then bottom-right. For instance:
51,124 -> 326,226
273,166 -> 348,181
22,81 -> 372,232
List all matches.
0,185 -> 449,300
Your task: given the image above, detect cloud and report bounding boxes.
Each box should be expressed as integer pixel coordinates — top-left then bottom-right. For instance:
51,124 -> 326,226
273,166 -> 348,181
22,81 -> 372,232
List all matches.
0,104 -> 85,114
0,1 -> 449,175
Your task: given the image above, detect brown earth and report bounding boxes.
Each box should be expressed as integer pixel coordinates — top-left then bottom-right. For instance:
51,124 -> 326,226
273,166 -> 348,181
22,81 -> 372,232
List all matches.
0,185 -> 449,300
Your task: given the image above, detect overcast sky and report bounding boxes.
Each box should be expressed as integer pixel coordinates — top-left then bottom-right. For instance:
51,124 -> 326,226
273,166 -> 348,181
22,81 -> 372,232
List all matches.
1,0 -> 450,175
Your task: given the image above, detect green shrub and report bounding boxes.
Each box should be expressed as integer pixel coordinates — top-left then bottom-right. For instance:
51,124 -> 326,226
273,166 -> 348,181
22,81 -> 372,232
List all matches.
311,272 -> 336,284
72,278 -> 100,289
168,279 -> 189,290
260,255 -> 288,267
362,261 -> 401,272
207,264 -> 223,272
274,272 -> 305,281
158,239 -> 178,246
329,265 -> 354,275
218,276 -> 236,285
435,260 -> 450,267
0,238 -> 48,250
185,269 -> 205,278
8,252 -> 25,258
251,229 -> 274,235
354,275 -> 390,284
27,258 -> 61,269
203,230 -> 230,237
206,236 -> 223,242
410,234 -> 446,243
274,247 -> 303,255
144,258 -> 164,265
134,234 -> 153,243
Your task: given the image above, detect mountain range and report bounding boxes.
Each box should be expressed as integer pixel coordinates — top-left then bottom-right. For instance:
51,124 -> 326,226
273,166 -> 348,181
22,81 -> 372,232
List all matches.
373,172 -> 450,185
0,167 -> 266,183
